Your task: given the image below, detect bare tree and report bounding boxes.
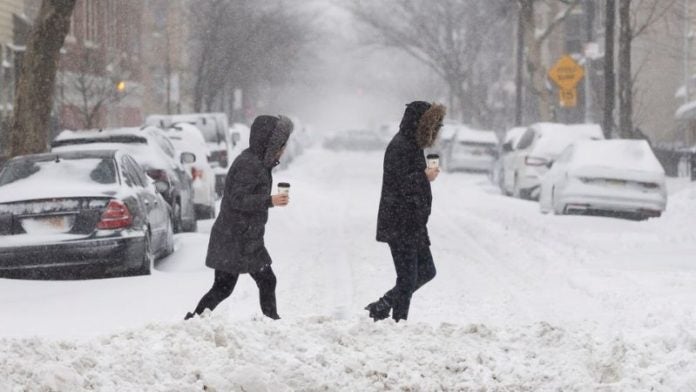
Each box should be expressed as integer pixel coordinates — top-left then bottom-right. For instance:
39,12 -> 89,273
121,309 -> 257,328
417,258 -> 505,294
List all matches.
8,0 -> 76,158
58,49 -> 132,129
518,0 -> 580,122
345,0 -> 513,124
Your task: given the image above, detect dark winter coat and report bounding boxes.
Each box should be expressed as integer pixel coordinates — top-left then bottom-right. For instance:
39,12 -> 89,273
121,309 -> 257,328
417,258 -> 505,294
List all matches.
376,101 -> 446,247
205,115 -> 293,274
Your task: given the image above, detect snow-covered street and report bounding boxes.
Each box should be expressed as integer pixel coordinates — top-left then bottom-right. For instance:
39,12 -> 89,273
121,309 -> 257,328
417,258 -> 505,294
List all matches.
2,148 -> 696,391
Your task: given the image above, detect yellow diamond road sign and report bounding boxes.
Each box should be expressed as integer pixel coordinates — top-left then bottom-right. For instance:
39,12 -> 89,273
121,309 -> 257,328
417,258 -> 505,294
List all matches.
548,55 -> 585,90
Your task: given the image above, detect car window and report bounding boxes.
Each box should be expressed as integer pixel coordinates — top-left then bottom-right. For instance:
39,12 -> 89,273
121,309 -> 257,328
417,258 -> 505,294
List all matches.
515,129 -> 536,150
125,155 -> 149,187
120,156 -> 141,188
149,131 -> 177,158
0,156 -> 117,186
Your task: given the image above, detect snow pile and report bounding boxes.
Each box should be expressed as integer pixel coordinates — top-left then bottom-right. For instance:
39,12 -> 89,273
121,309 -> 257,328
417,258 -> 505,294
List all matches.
2,314 -> 695,391
454,127 -> 498,144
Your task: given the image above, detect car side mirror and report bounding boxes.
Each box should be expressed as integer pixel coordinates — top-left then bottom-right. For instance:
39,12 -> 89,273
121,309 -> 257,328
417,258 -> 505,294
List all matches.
546,161 -> 554,169
231,132 -> 241,145
154,181 -> 170,194
180,152 -> 196,164
502,142 -> 513,153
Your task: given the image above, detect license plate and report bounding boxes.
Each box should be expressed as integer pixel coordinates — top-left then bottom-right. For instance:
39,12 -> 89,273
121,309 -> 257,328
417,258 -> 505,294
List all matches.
21,215 -> 75,234
605,179 -> 626,187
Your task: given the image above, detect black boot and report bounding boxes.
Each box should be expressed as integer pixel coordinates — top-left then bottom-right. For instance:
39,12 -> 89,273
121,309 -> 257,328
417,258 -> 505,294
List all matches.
184,312 -> 195,320
364,298 -> 391,321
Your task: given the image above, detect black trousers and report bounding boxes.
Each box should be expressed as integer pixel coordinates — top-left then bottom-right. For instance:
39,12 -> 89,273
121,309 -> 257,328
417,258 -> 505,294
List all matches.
192,265 -> 279,318
382,243 -> 436,321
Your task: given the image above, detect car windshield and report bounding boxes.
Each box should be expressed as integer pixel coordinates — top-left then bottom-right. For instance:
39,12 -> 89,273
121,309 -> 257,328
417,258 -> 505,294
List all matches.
0,156 -> 117,187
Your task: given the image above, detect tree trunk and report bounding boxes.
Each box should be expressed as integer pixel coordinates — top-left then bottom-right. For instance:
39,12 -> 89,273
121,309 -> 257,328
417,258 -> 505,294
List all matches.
618,0 -> 632,138
515,3 -> 525,126
521,0 -> 553,122
8,0 -> 76,157
603,0 -> 616,138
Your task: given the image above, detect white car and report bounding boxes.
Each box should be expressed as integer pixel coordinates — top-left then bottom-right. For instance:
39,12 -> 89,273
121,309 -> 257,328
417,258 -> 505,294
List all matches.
539,139 -> 667,220
227,123 -> 251,164
502,123 -> 604,199
163,123 -> 216,219
445,127 -> 499,172
492,126 -> 527,191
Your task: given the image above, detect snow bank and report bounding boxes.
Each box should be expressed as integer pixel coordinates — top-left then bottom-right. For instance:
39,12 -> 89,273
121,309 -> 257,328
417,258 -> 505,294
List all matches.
454,127 -> 498,144
2,314 -> 694,391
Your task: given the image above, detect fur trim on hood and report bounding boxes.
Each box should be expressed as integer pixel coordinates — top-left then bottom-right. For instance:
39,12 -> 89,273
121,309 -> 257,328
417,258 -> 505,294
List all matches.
263,115 -> 294,168
416,103 -> 446,148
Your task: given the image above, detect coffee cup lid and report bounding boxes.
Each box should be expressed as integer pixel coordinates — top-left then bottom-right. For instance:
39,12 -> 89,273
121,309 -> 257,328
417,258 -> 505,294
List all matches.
427,154 -> 440,159
278,182 -> 291,187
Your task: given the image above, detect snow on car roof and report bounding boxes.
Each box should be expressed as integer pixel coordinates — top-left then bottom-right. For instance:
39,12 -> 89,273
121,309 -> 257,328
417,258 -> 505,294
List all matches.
530,123 -> 604,157
163,123 -> 210,161
454,127 -> 499,144
0,152 -> 120,204
52,142 -> 174,171
54,127 -> 159,142
569,139 -> 664,174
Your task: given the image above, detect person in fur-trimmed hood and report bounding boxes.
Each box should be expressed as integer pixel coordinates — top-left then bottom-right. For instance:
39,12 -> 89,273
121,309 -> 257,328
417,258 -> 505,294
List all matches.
366,101 -> 446,322
185,115 -> 293,320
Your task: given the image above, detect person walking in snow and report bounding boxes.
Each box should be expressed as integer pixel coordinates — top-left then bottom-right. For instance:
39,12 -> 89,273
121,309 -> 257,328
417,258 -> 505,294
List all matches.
365,101 -> 446,322
185,115 -> 293,321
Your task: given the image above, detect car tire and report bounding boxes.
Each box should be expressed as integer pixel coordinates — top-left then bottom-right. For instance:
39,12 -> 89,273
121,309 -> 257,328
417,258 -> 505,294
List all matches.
135,232 -> 154,276
172,202 -> 183,233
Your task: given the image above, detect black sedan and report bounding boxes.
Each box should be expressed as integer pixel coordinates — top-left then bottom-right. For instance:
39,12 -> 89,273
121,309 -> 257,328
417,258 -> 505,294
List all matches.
0,150 -> 174,279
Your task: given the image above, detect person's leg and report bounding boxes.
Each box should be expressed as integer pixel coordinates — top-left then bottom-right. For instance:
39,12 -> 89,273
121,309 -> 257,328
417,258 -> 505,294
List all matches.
250,265 -> 280,320
186,269 -> 239,319
384,242 -> 419,321
414,246 -> 436,292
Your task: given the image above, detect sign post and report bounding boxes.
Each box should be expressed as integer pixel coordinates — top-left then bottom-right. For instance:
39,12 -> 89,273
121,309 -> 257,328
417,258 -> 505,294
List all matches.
548,55 -> 585,108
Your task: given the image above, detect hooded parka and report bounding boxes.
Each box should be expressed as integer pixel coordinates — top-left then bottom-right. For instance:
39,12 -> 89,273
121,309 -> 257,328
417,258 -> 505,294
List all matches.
376,101 -> 446,247
205,115 -> 293,274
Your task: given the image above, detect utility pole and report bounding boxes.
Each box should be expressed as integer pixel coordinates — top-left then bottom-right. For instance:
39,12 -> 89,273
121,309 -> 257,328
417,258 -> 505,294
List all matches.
618,0 -> 632,138
583,0 -> 595,124
515,2 -> 525,126
603,0 -> 616,139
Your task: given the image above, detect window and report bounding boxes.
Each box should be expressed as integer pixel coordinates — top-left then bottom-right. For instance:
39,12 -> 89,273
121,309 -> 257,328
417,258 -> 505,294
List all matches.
516,130 -> 536,150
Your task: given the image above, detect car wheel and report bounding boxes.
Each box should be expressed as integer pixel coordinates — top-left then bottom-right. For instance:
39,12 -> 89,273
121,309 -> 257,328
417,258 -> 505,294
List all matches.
172,202 -> 183,233
164,218 -> 175,256
135,232 -> 154,276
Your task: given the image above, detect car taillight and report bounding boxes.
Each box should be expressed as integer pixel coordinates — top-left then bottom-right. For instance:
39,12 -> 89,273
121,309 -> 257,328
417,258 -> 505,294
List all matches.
97,200 -> 133,230
192,167 -> 204,180
147,169 -> 168,182
525,156 -> 549,166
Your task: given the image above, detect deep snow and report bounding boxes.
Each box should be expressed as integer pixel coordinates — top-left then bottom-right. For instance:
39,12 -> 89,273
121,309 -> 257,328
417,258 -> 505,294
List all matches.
1,148 -> 696,391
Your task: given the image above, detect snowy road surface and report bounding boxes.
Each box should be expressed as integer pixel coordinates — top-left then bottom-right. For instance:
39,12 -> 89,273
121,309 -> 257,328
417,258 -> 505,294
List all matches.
2,148 -> 696,391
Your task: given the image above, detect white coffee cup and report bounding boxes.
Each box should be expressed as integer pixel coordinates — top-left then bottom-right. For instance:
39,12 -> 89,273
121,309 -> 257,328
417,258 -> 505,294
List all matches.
427,154 -> 440,169
277,182 -> 290,195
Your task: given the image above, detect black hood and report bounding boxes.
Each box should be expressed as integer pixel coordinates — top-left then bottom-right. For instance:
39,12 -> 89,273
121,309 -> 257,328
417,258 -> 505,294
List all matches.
399,101 -> 432,141
249,115 -> 294,168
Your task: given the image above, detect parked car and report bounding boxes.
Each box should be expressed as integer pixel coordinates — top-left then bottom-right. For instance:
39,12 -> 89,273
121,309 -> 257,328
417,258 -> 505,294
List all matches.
51,126 -> 197,232
323,129 -> 386,151
145,113 -> 230,196
227,122 -> 251,164
502,123 -> 604,200
539,139 -> 667,220
163,123 -> 216,219
443,127 -> 499,173
431,123 -> 460,171
492,126 -> 528,193
0,150 -> 174,278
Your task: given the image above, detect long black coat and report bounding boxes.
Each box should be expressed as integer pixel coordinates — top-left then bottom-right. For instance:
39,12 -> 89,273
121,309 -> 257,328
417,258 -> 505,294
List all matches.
377,102 -> 440,247
205,115 -> 292,274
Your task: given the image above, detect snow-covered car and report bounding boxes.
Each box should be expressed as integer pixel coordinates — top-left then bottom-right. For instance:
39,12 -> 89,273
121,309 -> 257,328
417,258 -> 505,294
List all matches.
502,123 -> 604,200
493,126 -> 528,193
539,139 -> 667,220
0,150 -> 174,278
51,127 -> 197,233
163,123 -> 216,219
145,113 -> 230,197
444,127 -> 499,172
430,123 -> 460,171
323,129 -> 385,151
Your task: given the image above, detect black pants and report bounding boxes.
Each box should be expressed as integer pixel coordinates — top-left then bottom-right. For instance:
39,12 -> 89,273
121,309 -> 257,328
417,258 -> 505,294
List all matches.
382,243 -> 436,321
192,265 -> 279,319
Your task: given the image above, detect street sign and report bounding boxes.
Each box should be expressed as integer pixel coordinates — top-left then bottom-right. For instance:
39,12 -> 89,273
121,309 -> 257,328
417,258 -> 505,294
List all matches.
548,55 -> 585,90
559,88 -> 577,108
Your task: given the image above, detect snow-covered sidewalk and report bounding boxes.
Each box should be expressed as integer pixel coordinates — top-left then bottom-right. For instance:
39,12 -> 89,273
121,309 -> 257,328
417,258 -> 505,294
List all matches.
1,148 -> 696,391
